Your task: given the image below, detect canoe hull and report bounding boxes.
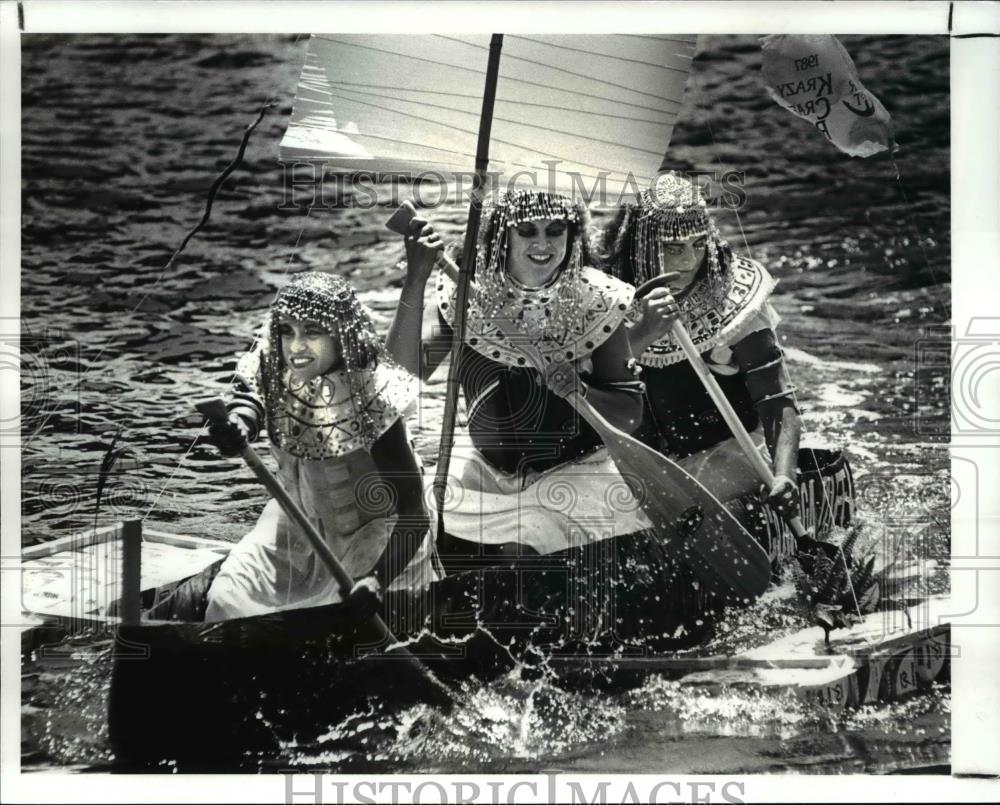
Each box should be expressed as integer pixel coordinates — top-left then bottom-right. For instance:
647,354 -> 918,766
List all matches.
96,448 -> 881,768
677,596 -> 952,711
108,529 -> 719,768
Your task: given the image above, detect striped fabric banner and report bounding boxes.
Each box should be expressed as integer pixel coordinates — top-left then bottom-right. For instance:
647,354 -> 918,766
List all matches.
279,34 -> 697,198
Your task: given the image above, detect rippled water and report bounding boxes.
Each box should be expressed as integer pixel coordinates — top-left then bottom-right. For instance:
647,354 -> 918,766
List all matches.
20,34 -> 950,773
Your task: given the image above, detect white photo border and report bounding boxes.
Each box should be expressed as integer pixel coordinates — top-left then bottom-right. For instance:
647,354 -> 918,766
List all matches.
2,0 -> 998,801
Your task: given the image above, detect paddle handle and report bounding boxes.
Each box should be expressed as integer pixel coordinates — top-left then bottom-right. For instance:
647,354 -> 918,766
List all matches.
667,321 -> 809,540
196,399 -> 401,646
634,273 -> 677,301
386,202 -> 461,283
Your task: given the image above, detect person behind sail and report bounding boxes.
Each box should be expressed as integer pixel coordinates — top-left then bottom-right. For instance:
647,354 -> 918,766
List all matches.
385,189 -> 653,555
596,171 -> 802,520
203,272 -> 437,621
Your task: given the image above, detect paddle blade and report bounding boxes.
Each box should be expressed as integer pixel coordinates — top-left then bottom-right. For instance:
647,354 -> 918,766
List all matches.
592,420 -> 772,604
386,201 -> 417,235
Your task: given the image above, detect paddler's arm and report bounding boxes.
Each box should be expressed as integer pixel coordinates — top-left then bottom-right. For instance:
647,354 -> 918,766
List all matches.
362,418 -> 431,593
547,323 -> 644,434
733,328 -> 802,516
384,216 -> 448,381
204,381 -> 265,457
626,287 -> 681,356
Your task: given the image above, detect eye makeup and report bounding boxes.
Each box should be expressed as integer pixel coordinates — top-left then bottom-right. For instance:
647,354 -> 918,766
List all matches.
514,219 -> 569,239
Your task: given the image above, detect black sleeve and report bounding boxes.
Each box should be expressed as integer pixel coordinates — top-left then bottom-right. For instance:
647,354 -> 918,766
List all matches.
228,379 -> 265,441
585,322 -> 645,395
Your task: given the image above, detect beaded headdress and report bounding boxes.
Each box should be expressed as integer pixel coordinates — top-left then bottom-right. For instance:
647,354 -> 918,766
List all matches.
644,171 -> 711,240
251,272 -> 399,456
437,190 -> 633,367
471,190 -> 589,335
632,172 -> 731,294
597,174 -> 777,368
265,272 -> 380,373
476,190 -> 583,277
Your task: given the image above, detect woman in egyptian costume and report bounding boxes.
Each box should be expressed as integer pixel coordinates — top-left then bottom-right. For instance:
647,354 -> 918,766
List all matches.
204,273 -> 437,622
387,190 -> 658,556
597,172 -> 803,519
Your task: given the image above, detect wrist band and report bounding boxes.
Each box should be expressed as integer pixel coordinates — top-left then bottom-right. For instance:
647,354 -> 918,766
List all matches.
753,387 -> 798,405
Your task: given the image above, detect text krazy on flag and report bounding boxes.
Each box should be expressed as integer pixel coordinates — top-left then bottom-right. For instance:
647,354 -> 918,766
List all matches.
761,35 -> 893,158
279,35 -> 697,198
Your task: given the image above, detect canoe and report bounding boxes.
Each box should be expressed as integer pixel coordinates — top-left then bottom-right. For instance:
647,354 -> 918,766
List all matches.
19,524 -> 230,654
547,595 -> 950,708
20,448 -> 946,768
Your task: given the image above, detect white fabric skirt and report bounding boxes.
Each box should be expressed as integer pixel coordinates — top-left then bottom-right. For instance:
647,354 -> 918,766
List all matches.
436,446 -> 654,555
205,499 -> 437,622
674,427 -> 769,502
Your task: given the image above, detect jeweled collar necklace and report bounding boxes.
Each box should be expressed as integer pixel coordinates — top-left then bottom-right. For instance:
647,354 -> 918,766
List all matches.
437,264 -> 634,368
636,255 -> 777,367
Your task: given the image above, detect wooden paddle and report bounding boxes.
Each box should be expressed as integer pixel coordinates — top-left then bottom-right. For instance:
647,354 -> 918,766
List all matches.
195,398 -> 454,702
386,201 -> 458,281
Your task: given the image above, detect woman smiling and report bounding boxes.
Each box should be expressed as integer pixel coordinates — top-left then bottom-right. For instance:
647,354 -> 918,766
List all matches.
202,273 -> 436,621
504,217 -> 570,287
277,318 -> 344,380
386,190 -> 652,555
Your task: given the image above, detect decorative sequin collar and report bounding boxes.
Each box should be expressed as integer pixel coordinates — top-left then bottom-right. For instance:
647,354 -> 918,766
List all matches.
436,265 -> 634,368
635,256 -> 777,367
237,349 -> 416,459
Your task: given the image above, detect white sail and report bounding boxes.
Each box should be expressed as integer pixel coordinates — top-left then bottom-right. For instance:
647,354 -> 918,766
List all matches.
279,34 -> 697,198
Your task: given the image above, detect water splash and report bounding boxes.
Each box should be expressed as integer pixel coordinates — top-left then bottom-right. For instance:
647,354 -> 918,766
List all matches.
23,639 -> 115,768
270,670 -> 627,772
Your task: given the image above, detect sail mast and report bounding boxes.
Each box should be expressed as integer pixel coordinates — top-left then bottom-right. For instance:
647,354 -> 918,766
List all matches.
432,33 -> 504,541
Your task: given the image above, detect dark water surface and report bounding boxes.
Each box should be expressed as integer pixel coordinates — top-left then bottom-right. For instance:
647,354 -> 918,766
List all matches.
20,34 -> 951,773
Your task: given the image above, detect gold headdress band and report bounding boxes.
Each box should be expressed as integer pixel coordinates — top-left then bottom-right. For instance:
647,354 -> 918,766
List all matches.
632,172 -> 731,297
